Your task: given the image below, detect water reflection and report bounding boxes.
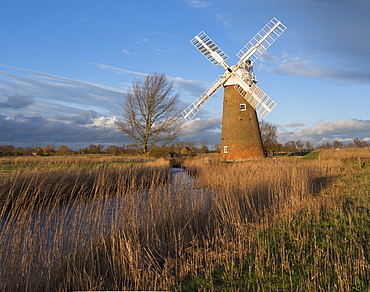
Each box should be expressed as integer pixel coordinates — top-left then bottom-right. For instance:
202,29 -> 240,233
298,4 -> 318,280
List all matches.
0,167 -> 212,285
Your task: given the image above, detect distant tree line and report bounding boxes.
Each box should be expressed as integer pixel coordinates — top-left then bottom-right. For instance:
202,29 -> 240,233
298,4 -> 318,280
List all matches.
1,119 -> 369,158
259,120 -> 316,155
1,136 -> 368,158
0,141 -> 216,157
315,137 -> 370,150
261,137 -> 370,156
258,120 -> 370,155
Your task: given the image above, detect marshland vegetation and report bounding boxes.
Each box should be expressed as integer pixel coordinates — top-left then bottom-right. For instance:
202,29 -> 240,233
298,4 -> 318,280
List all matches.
0,150 -> 369,291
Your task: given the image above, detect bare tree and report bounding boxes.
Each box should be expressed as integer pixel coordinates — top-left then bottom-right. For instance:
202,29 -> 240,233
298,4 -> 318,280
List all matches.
353,137 -> 368,148
259,120 -> 278,155
117,73 -> 182,155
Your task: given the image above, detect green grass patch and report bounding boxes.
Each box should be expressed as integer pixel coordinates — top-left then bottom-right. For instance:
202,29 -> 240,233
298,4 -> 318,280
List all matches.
302,151 -> 319,160
177,172 -> 370,291
0,164 -> 34,171
178,203 -> 370,291
60,160 -> 141,169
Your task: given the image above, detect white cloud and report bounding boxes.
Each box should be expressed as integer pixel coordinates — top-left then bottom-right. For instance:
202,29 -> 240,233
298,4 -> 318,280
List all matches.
91,116 -> 119,129
183,0 -> 209,8
215,13 -> 232,28
180,116 -> 222,144
0,112 -> 126,149
278,119 -> 370,145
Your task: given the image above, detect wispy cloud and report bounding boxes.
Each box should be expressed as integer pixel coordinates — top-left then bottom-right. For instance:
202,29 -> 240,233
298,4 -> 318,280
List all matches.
89,64 -> 210,100
0,64 -> 224,147
260,52 -> 370,84
151,31 -> 172,36
136,30 -> 174,44
136,36 -> 149,44
0,65 -> 125,116
0,67 -> 126,148
282,122 -> 305,128
183,0 -> 209,8
215,13 -> 232,28
169,76 -> 208,98
153,47 -> 178,55
90,63 -> 147,77
52,40 -> 74,48
121,49 -> 139,55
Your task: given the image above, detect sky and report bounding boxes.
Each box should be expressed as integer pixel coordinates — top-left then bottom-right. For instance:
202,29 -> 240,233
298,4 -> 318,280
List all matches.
1,0 -> 370,149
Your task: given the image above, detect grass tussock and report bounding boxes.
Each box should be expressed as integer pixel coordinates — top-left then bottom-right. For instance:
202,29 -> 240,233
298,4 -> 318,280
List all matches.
0,150 -> 369,291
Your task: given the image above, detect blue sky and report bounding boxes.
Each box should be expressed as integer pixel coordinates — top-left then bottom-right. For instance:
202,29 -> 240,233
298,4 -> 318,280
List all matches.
1,0 -> 370,149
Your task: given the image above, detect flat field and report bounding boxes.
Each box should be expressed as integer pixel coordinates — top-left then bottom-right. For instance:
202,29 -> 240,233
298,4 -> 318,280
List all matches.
0,150 -> 369,291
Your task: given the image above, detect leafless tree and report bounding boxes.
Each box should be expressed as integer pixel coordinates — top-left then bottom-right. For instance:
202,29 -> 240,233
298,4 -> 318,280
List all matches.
259,120 -> 278,155
117,73 -> 182,155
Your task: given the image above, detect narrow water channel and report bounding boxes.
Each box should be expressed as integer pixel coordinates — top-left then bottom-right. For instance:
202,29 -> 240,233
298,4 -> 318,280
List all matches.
0,167 -> 212,286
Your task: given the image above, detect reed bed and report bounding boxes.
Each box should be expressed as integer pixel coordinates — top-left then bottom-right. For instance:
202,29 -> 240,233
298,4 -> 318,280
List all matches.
0,154 -> 150,166
318,147 -> 370,161
0,159 -> 170,212
180,151 -> 369,291
0,150 -> 368,291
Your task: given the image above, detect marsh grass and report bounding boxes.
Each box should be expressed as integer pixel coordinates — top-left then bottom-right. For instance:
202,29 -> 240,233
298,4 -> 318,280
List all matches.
0,150 -> 369,291
179,150 -> 370,291
0,154 -> 150,167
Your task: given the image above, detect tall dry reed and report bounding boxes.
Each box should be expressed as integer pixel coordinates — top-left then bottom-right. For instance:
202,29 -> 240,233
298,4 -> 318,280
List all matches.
51,157 -> 334,290
318,147 -> 370,160
0,159 -> 172,291
0,154 -> 150,166
0,151 -> 368,290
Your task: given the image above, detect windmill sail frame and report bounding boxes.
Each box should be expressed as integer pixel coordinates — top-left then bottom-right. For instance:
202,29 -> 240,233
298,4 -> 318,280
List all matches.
233,83 -> 276,118
190,31 -> 229,66
182,76 -> 226,121
182,18 -> 286,121
236,17 -> 287,66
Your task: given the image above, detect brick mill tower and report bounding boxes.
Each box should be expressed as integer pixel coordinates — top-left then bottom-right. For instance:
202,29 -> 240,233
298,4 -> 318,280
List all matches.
181,18 -> 287,161
220,85 -> 264,161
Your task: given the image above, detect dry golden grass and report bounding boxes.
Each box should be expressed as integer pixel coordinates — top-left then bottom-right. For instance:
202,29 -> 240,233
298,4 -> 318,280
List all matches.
0,150 -> 368,291
0,154 -> 150,166
318,147 -> 370,160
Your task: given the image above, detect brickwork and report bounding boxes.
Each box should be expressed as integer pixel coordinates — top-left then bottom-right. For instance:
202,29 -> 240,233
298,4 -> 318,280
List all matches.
220,86 -> 265,161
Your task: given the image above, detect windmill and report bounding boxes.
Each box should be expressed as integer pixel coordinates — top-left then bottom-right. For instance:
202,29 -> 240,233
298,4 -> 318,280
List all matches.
182,18 -> 287,161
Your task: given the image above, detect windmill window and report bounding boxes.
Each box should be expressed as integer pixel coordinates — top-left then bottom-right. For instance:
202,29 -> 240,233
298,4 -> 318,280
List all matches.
240,104 -> 246,111
224,146 -> 228,153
